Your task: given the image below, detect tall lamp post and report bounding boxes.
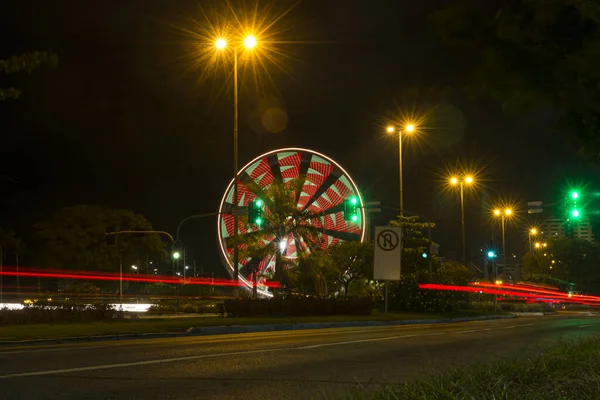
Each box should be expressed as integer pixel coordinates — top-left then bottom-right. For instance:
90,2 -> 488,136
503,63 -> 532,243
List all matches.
215,35 -> 258,288
384,123 -> 416,315
493,208 -> 513,269
449,175 -> 474,266
386,124 -> 416,216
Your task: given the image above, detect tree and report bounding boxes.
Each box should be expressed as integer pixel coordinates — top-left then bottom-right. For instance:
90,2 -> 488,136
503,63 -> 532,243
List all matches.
329,241 -> 373,297
33,205 -> 168,274
1,52 -> 58,100
293,248 -> 338,297
388,215 -> 436,275
234,179 -> 324,296
522,238 -> 600,292
0,227 -> 20,264
430,0 -> 600,163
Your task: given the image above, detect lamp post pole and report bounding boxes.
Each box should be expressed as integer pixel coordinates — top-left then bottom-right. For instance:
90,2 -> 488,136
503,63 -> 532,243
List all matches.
460,182 -> 466,267
232,47 -> 240,291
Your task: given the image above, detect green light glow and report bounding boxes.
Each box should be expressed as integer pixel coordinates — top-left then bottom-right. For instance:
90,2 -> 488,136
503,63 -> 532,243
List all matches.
255,217 -> 262,225
572,209 -> 580,218
351,197 -> 358,205
571,191 -> 579,200
256,199 -> 263,207
351,214 -> 358,222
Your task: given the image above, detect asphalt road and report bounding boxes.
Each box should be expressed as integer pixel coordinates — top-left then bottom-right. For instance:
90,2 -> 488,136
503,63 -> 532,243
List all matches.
0,314 -> 598,400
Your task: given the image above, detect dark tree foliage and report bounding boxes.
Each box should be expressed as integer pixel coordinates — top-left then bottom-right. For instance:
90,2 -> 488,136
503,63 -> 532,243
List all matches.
430,0 -> 600,163
0,51 -> 58,100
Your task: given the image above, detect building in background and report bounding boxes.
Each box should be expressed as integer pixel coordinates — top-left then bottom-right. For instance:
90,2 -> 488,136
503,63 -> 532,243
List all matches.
540,218 -> 595,242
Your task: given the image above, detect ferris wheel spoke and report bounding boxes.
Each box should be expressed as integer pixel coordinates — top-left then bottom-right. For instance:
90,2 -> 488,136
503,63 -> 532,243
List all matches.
224,230 -> 267,249
266,153 -> 283,184
238,173 -> 269,203
301,168 -> 343,212
322,229 -> 361,242
294,151 -> 313,205
311,203 -> 345,218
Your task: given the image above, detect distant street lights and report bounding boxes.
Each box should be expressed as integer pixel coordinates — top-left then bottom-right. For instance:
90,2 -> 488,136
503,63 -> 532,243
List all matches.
449,175 -> 475,266
528,228 -> 538,251
386,123 -> 416,216
131,265 -> 139,275
493,208 -> 513,268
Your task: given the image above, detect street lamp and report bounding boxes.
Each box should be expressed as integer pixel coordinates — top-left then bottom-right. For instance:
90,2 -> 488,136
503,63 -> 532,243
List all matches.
215,34 -> 259,288
131,265 -> 139,275
493,208 -> 513,269
172,251 -> 181,260
528,228 -> 538,251
449,175 -> 475,266
386,123 -> 417,215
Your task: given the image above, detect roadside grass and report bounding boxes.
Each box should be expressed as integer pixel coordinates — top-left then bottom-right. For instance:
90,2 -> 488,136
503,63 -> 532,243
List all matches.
0,309 -> 499,341
343,337 -> 600,400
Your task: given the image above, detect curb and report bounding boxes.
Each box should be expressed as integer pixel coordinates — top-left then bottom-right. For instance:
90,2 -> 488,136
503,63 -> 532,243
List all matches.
186,314 -> 516,335
0,314 -> 516,348
0,332 -> 191,347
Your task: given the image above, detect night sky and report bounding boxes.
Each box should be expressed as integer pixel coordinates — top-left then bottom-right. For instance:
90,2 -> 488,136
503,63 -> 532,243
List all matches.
0,0 -> 594,274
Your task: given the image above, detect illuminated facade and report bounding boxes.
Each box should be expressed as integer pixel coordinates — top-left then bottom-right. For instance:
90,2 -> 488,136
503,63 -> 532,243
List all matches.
540,218 -> 595,242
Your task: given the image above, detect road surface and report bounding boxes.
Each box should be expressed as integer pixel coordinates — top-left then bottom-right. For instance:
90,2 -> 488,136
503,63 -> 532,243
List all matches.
0,314 -> 598,399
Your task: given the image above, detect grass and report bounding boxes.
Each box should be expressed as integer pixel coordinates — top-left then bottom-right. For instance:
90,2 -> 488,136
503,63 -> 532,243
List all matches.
0,309 -> 496,341
343,337 -> 600,400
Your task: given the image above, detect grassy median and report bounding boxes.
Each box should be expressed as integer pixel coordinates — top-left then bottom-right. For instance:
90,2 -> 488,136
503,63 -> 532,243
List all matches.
344,337 -> 600,400
0,310 -> 494,341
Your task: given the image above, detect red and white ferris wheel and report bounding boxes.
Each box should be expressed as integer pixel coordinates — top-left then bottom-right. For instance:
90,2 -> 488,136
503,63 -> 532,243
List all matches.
217,148 -> 365,296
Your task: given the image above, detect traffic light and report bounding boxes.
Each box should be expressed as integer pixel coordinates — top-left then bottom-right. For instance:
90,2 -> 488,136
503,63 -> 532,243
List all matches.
344,196 -> 360,222
248,199 -> 264,226
487,250 -> 496,259
569,190 -> 582,219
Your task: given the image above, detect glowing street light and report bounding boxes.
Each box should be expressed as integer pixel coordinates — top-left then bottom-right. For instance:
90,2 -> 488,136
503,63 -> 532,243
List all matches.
528,227 -> 539,251
173,251 -> 181,260
215,38 -> 227,49
492,207 -> 514,269
244,35 -> 257,49
449,175 -> 475,266
386,123 -> 418,216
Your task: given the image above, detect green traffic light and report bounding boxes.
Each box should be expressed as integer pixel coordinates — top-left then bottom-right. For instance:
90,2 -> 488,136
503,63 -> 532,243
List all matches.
572,209 -> 580,218
255,217 -> 262,225
350,196 -> 358,205
351,214 -> 358,222
571,191 -> 579,200
256,199 -> 263,207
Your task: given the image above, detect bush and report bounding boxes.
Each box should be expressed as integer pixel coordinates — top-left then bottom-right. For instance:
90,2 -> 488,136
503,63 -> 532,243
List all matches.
146,300 -> 221,314
0,301 -> 121,325
223,296 -> 374,317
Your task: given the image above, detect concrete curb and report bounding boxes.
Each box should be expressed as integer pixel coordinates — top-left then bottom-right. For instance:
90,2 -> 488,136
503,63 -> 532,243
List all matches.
0,314 -> 516,348
185,314 -> 516,336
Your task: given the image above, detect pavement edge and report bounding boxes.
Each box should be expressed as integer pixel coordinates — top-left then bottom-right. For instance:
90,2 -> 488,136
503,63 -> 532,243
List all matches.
0,314 -> 517,348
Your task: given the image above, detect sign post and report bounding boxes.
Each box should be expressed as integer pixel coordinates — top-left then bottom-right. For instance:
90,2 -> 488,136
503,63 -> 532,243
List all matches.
374,226 -> 402,314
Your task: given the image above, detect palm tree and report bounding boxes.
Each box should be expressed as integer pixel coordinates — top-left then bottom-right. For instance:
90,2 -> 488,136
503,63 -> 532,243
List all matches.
238,179 -> 325,296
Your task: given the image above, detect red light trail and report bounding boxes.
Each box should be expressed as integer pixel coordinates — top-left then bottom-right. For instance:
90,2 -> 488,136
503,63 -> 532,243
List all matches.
419,282 -> 600,306
0,266 -> 280,288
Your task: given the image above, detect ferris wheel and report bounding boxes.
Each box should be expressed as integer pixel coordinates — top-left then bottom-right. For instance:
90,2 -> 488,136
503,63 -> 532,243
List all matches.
217,148 -> 365,296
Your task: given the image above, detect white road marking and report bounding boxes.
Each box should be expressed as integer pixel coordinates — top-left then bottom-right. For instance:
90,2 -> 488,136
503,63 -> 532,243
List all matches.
299,334 -> 416,349
578,324 -> 594,328
499,324 -> 534,329
0,322 -> 537,379
453,328 -> 492,334
0,347 -> 96,355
